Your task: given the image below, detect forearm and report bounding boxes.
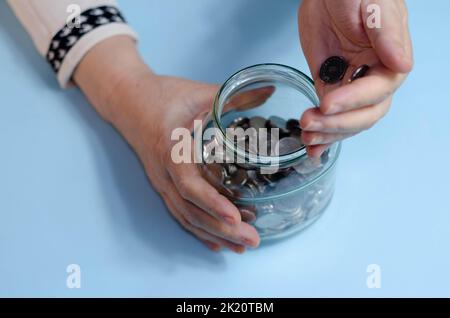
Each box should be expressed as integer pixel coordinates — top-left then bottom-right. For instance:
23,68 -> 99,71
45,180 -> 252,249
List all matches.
73,36 -> 147,120
73,35 -> 159,157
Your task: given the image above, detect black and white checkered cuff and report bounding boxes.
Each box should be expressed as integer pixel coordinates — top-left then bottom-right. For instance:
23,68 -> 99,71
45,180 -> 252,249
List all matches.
46,5 -> 137,87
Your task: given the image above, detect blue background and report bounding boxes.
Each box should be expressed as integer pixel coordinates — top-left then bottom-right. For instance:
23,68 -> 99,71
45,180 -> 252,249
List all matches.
0,0 -> 449,297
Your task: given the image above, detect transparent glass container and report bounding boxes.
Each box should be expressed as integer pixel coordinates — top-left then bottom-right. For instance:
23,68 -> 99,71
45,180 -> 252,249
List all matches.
194,64 -> 341,240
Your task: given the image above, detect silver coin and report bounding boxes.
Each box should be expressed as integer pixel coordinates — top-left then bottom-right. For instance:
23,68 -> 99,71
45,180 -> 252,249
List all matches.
246,169 -> 257,180
250,178 -> 267,194
273,178 -> 304,214
268,116 -> 287,129
277,137 -> 304,155
293,157 -> 322,175
321,149 -> 330,164
249,116 -> 267,130
224,163 -> 238,176
254,213 -> 285,230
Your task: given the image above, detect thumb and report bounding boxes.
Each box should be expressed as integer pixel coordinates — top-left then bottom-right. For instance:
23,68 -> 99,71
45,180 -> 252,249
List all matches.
362,0 -> 413,73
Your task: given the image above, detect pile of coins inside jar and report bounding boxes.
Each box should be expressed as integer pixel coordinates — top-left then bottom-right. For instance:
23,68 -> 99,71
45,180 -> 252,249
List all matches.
202,115 -> 333,237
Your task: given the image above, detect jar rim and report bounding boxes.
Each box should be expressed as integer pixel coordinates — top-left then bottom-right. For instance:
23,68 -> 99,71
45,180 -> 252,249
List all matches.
213,63 -> 321,168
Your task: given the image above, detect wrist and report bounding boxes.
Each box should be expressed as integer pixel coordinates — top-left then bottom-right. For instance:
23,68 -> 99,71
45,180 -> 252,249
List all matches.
73,35 -> 153,123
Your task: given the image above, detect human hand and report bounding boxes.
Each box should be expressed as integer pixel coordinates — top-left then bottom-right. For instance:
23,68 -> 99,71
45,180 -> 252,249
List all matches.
298,0 -> 413,157
74,36 -> 264,253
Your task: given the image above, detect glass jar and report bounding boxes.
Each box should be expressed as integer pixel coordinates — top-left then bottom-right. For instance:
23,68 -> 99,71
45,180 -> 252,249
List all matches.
194,64 -> 341,241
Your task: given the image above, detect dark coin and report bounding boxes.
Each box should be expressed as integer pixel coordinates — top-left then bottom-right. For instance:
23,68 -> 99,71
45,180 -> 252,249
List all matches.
204,163 -> 225,184
319,56 -> 348,84
217,184 -> 235,198
286,119 -> 300,131
290,126 -> 302,137
229,168 -> 248,187
230,116 -> 250,129
349,64 -> 370,82
239,208 -> 257,223
257,169 -> 286,185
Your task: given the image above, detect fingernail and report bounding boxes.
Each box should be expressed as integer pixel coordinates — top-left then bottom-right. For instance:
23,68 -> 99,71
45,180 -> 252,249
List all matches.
241,237 -> 256,247
206,242 -> 221,252
304,120 -> 323,131
223,215 -> 236,225
232,246 -> 246,254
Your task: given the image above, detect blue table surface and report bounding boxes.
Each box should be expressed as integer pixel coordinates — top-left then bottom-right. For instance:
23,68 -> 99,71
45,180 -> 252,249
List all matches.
0,0 -> 449,297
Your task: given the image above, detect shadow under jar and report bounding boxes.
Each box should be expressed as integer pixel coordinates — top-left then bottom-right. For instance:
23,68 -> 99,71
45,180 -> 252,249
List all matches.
195,64 -> 341,241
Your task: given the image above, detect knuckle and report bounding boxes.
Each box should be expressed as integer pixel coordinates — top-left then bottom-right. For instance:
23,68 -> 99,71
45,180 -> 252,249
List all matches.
177,178 -> 192,199
215,223 -> 234,238
184,212 -> 200,228
178,216 -> 191,230
331,120 -> 346,132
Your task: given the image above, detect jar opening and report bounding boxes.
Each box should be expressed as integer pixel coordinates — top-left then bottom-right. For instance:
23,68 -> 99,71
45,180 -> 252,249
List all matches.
212,63 -> 319,169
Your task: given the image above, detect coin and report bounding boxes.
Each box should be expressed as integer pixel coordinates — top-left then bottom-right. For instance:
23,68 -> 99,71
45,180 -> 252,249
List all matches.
321,149 -> 330,165
273,178 -> 304,214
277,137 -> 304,155
349,64 -> 370,82
256,169 -> 286,186
224,163 -> 238,176
254,213 -> 285,230
204,163 -> 225,184
230,116 -> 250,129
267,116 -> 290,138
290,127 -> 302,137
229,168 -> 248,187
319,56 -> 348,84
293,156 -> 322,175
247,178 -> 266,194
249,116 -> 267,130
267,116 -> 286,129
286,119 -> 300,131
216,184 -> 235,198
239,208 -> 257,223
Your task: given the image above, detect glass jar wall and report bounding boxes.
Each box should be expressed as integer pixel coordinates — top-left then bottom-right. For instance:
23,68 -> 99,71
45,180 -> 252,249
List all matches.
195,64 -> 341,240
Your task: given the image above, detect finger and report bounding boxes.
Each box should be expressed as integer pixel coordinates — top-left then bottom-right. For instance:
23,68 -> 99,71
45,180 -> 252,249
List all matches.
362,0 -> 413,73
160,192 -> 220,251
320,66 -> 405,115
168,162 -> 242,226
163,193 -> 244,253
301,97 -> 392,134
180,197 -> 260,248
202,240 -> 222,252
301,131 -> 356,146
186,223 -> 246,254
224,86 -> 276,112
306,144 -> 331,158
